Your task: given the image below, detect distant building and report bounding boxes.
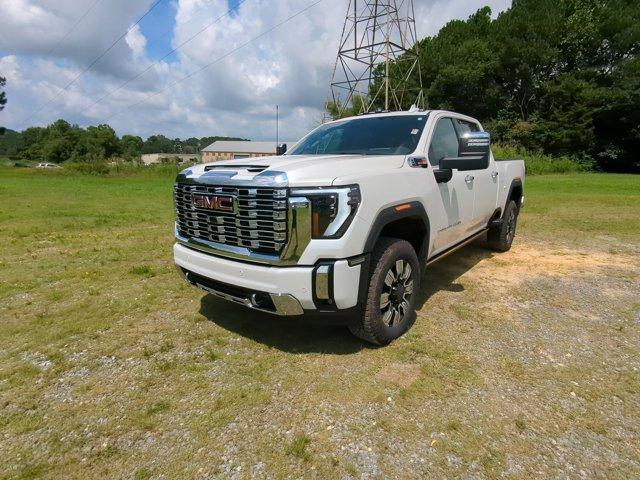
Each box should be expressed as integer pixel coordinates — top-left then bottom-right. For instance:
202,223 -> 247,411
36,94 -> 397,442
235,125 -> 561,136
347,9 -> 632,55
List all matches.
201,140 -> 297,162
141,153 -> 201,165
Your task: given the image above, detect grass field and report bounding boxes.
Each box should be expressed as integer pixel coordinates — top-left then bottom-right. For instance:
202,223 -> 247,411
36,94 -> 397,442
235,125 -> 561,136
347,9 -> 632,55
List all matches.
1,169 -> 639,479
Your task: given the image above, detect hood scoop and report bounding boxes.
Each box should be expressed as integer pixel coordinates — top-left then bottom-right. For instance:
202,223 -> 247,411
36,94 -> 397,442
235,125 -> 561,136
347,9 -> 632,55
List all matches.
204,164 -> 268,173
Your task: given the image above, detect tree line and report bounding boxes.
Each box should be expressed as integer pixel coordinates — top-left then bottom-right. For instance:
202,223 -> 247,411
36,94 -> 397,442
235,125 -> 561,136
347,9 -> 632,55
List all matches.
329,0 -> 639,172
0,119 -> 246,163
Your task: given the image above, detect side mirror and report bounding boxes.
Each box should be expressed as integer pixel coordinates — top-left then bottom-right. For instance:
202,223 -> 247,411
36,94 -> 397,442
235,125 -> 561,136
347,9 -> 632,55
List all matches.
461,131 -> 491,167
439,131 -> 491,172
276,143 -> 287,156
440,155 -> 487,171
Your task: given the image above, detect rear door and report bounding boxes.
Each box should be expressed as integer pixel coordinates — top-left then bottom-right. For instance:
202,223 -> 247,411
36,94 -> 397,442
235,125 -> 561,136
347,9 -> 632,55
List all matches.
453,118 -> 498,230
428,117 -> 476,252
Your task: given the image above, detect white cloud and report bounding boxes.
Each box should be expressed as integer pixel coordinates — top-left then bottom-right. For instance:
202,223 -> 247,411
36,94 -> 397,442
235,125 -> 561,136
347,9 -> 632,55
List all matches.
125,24 -> 147,58
0,0 -> 511,140
0,55 -> 21,83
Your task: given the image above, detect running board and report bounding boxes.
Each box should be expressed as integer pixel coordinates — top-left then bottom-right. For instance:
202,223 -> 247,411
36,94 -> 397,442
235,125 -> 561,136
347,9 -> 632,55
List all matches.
426,229 -> 487,266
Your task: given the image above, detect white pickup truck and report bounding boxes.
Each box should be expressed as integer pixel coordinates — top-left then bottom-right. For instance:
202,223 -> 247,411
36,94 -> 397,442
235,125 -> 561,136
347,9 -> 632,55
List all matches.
173,110 -> 525,344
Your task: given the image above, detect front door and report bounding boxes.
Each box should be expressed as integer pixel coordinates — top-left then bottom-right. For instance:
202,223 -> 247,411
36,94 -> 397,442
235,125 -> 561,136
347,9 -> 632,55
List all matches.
470,157 -> 499,229
453,118 -> 498,231
428,117 -> 475,253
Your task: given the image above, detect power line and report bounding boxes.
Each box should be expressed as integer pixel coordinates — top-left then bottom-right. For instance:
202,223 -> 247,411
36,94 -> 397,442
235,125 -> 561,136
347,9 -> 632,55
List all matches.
68,0 -> 248,122
20,0 -> 167,127
100,0 -> 324,124
47,0 -> 104,57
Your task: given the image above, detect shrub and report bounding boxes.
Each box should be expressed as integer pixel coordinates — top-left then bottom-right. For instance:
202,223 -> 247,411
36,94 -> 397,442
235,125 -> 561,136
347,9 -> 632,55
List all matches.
60,158 -> 195,177
492,144 -> 588,175
63,161 -> 110,175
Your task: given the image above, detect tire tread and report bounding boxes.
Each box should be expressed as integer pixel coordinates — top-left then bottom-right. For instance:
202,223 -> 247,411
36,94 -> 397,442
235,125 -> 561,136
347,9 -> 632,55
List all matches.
488,200 -> 518,252
349,237 -> 419,345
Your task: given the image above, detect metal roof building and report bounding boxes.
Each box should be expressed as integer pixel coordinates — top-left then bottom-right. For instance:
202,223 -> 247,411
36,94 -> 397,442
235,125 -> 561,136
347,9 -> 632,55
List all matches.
201,140 -> 297,162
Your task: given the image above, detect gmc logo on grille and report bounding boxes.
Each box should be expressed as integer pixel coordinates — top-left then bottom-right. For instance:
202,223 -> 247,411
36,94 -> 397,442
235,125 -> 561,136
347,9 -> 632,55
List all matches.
191,194 -> 235,212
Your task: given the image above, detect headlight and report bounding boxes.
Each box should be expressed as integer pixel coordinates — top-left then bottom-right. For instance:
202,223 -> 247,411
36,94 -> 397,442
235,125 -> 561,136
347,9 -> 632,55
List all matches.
291,185 -> 361,239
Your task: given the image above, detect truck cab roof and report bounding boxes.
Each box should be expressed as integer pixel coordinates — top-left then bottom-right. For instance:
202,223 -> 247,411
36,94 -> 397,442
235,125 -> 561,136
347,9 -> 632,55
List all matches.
327,109 -> 484,129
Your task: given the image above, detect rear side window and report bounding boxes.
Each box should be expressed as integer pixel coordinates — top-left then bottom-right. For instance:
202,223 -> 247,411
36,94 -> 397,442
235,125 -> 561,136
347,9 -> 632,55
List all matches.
428,118 -> 459,166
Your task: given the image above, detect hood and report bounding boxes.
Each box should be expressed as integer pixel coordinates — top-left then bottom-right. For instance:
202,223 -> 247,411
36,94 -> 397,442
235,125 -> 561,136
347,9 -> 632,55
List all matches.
181,154 -> 406,187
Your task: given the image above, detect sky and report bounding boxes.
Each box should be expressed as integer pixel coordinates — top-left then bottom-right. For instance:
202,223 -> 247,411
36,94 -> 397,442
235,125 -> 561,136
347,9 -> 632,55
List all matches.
0,0 -> 511,141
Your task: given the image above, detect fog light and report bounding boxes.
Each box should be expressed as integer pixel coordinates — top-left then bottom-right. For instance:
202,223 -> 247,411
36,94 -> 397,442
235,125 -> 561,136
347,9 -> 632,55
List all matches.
250,293 -> 272,309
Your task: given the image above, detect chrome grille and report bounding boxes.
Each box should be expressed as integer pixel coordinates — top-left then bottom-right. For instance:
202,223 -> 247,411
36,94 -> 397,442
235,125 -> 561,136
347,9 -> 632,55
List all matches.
174,183 -> 288,254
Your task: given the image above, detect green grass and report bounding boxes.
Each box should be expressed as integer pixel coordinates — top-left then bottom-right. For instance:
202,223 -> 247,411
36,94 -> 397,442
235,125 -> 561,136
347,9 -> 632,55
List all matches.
0,167 -> 638,479
286,434 -> 312,461
522,173 -> 640,245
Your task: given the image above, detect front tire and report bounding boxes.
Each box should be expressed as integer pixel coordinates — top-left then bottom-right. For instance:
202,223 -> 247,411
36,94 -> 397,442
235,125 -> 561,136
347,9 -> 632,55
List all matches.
349,238 -> 420,345
488,200 -> 519,252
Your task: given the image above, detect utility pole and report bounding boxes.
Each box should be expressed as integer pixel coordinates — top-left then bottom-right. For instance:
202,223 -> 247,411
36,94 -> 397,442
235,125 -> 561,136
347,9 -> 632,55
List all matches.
330,0 -> 423,116
276,105 -> 279,148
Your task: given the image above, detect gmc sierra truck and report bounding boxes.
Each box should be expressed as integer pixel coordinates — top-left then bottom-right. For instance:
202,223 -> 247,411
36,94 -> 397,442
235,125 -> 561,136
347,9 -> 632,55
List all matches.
173,110 -> 525,344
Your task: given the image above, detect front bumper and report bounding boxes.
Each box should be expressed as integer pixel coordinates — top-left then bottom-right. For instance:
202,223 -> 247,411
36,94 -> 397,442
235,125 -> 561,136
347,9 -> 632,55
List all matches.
174,243 -> 362,316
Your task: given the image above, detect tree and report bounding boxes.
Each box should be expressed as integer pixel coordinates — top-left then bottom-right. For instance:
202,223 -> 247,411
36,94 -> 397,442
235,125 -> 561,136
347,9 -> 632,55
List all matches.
18,126 -> 47,160
534,75 -> 596,155
325,94 -> 368,120
183,137 -> 200,154
0,76 -> 6,112
0,129 -> 20,155
70,124 -> 119,162
120,134 -> 143,159
0,117 -> 261,165
342,0 -> 640,171
141,134 -> 174,154
41,119 -> 79,163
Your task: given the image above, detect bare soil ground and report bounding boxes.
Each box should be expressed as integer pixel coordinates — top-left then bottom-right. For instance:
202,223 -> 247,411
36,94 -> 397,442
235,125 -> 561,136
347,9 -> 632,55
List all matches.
0,171 -> 638,479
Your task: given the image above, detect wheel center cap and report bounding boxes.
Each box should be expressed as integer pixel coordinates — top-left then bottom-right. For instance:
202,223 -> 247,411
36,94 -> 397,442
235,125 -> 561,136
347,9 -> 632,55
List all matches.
391,284 -> 405,302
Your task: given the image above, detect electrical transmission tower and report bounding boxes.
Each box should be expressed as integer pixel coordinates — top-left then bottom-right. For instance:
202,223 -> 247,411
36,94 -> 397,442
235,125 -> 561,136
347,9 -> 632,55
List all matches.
330,0 -> 423,115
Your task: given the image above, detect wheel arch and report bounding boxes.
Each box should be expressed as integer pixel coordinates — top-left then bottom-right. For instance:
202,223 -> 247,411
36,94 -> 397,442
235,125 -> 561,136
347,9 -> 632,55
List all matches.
363,202 -> 431,265
504,178 -> 523,216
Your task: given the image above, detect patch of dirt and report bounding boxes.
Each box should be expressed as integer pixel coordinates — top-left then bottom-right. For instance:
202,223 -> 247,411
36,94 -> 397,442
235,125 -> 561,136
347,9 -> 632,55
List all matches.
467,242 -> 639,293
376,362 -> 421,388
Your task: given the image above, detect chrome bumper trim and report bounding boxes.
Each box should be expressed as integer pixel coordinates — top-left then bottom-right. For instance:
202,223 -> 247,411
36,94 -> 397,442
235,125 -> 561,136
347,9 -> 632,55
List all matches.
177,267 -> 304,316
176,230 -> 284,265
270,294 -> 305,316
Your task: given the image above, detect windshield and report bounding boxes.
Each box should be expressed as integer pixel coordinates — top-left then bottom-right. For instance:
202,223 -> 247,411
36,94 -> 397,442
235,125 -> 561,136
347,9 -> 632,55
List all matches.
289,114 -> 428,156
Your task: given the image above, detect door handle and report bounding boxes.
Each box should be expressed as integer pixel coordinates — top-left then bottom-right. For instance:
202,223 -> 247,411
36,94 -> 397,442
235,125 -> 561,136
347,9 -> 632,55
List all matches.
464,175 -> 474,184
491,171 -> 498,179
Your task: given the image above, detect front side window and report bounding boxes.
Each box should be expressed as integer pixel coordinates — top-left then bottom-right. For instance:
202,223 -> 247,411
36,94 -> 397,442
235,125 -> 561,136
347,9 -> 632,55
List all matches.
455,119 -> 480,135
428,118 -> 459,166
288,115 -> 428,156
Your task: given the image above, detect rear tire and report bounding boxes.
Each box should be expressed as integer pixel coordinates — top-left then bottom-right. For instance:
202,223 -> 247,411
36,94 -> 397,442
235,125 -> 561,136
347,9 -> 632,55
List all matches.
488,200 -> 519,252
349,238 -> 420,345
